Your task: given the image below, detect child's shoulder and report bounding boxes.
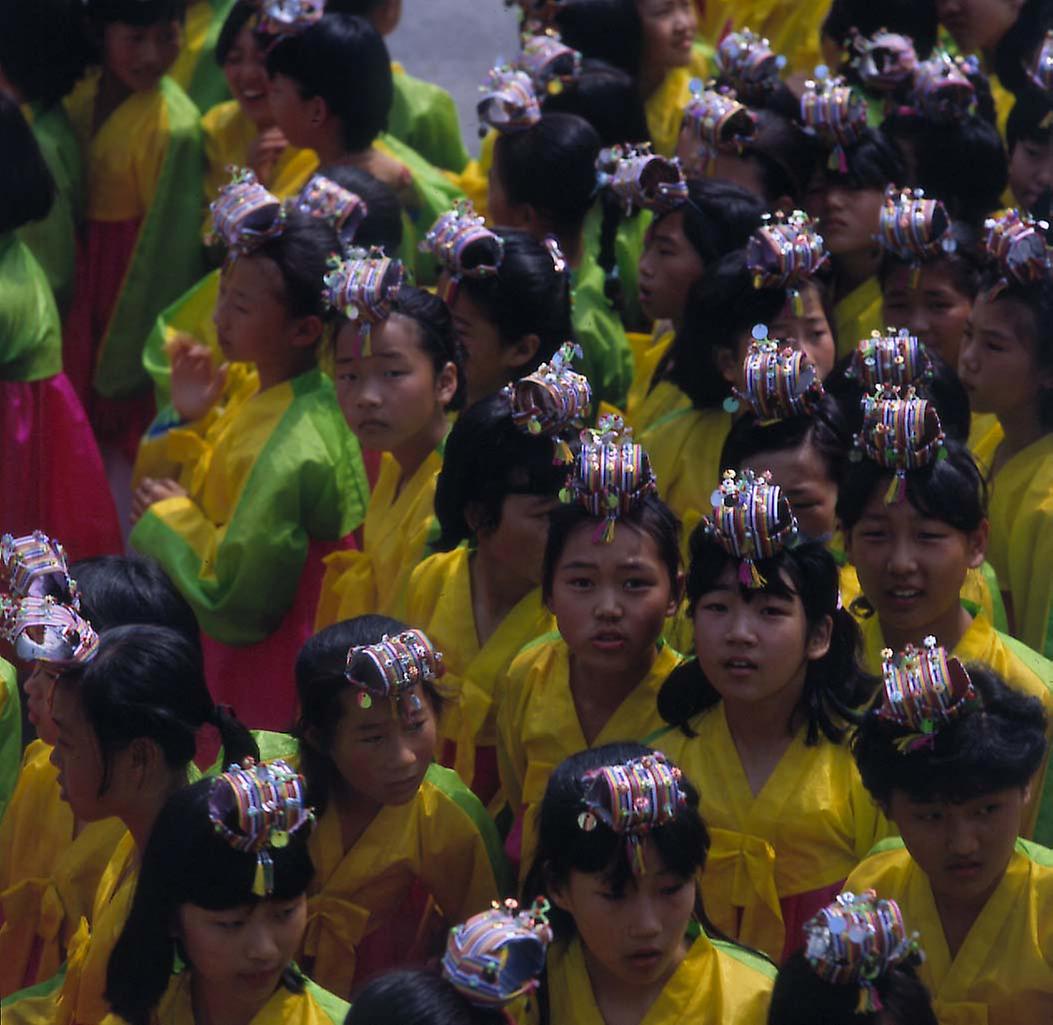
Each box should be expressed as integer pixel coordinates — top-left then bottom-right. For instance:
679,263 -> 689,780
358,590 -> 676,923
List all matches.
507,631 -> 566,677
417,763 -> 500,836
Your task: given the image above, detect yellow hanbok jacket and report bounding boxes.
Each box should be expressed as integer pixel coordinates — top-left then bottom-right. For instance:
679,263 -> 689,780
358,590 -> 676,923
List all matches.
314,447 -> 444,628
495,636 -> 682,881
845,839 -> 1053,1025
99,968 -> 349,1025
401,545 -> 555,799
0,742 -> 124,998
833,277 -> 883,359
625,331 -> 687,434
544,931 -> 774,1025
646,68 -> 695,158
300,763 -> 509,999
657,705 -> 893,962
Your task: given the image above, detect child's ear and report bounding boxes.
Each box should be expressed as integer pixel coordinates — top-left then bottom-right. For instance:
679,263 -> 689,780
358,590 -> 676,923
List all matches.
435,360 -> 459,406
806,614 -> 834,662
291,315 -> 324,349
309,94 -> 328,129
666,572 -> 686,617
504,333 -> 541,375
715,347 -> 740,388
966,519 -> 989,570
545,868 -> 572,914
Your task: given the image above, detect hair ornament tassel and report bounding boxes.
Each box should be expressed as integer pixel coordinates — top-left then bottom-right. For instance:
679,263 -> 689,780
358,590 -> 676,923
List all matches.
735,324 -> 825,424
1,530 -> 79,604
516,29 -> 582,95
344,629 -> 445,710
714,28 -> 786,102
0,594 -> 98,666
503,342 -> 591,457
595,143 -> 688,217
679,81 -> 756,178
477,65 -> 541,136
983,209 -> 1053,297
800,69 -> 867,172
321,248 -> 404,357
207,167 -> 286,257
297,174 -> 368,256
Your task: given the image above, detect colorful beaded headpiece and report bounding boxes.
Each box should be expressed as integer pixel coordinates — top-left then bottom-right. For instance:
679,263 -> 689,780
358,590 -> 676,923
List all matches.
846,329 -> 934,391
209,758 -> 314,897
746,209 -> 829,299
855,386 -> 947,504
517,29 -> 582,96
595,143 -> 689,216
560,415 -> 657,543
1029,30 -> 1053,95
0,595 -> 99,666
344,629 -> 445,711
715,29 -> 785,101
910,53 -> 976,124
800,70 -> 867,170
849,29 -> 918,93
322,248 -> 404,356
877,186 -> 954,268
419,200 -> 505,304
477,66 -> 541,136
578,753 -> 687,876
208,167 -> 286,256
877,637 -> 980,752
735,330 -> 825,424
679,82 -> 756,176
254,0 -> 325,38
804,890 -> 920,1013
703,469 -> 799,588
503,342 -> 592,450
442,899 -> 553,1008
297,174 -> 368,255
983,209 -> 1053,294
1,530 -> 78,604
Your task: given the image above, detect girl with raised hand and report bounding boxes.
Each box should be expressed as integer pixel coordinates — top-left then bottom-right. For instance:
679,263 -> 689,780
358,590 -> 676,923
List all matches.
403,349 -> 588,805
314,253 -> 463,627
103,759 -> 348,1025
654,470 -> 890,963
130,172 -> 367,730
292,618 -> 508,997
523,744 -> 775,1025
845,644 -> 1053,1022
1,623 -> 257,1025
496,418 -> 683,880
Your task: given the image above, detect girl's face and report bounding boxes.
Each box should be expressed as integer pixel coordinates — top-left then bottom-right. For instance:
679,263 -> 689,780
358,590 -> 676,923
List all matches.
768,282 -> 837,379
845,486 -> 987,640
213,255 -> 303,367
223,22 -> 273,128
548,522 -> 678,673
49,680 -> 112,822
935,0 -> 1024,52
958,294 -> 1052,420
637,0 -> 697,74
823,185 -> 885,257
741,438 -> 838,541
24,662 -> 61,746
882,262 -> 974,367
266,72 -> 316,149
550,839 -> 695,987
887,786 -> 1027,908
179,895 -> 307,1007
1009,134 -> 1053,215
326,684 -> 437,807
334,315 -> 457,454
475,492 -> 561,587
693,564 -> 831,712
637,210 -> 705,323
102,19 -> 181,93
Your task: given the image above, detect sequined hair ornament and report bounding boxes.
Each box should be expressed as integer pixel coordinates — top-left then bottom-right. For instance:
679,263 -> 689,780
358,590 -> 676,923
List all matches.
800,69 -> 867,173
877,637 -> 980,753
560,415 -> 657,544
208,167 -> 286,257
477,65 -> 541,136
595,143 -> 689,216
746,210 -> 829,314
1,530 -> 78,604
877,186 -> 954,278
734,327 -> 825,424
516,29 -> 582,96
853,386 -> 947,505
679,82 -> 756,177
321,248 -> 404,357
846,329 -> 934,391
714,29 -> 786,102
909,53 -> 977,124
0,595 -> 99,666
982,209 -> 1053,297
848,29 -> 918,94
253,0 -> 325,40
209,758 -> 314,897
441,898 -> 553,1008
344,629 -> 445,712
1029,30 -> 1053,95
804,890 -> 921,1013
577,753 -> 687,876
419,200 -> 505,305
702,468 -> 799,588
297,174 -> 368,256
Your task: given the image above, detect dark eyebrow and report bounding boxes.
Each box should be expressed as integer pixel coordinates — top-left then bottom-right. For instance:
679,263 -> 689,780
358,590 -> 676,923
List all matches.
560,559 -> 599,571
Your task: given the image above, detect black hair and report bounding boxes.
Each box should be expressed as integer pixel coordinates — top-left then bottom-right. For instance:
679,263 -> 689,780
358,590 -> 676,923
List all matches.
853,665 -> 1048,804
653,179 -> 765,266
769,950 -> 938,1025
992,0 -> 1053,98
1007,87 -> 1053,152
541,496 -> 681,601
315,162 -> 404,252
0,0 -> 91,107
214,0 -> 256,66
541,58 -> 648,147
387,285 -> 466,412
345,970 -> 505,1025
58,624 -> 258,796
266,12 -> 392,152
70,554 -> 201,646
84,0 -> 186,26
551,0 -> 643,78
877,218 -> 986,303
106,776 -> 314,1025
294,616 -> 442,816
820,0 -> 938,61
433,391 -> 566,550
492,113 -> 601,241
0,93 -> 55,234
736,109 -> 823,207
825,127 -> 907,191
326,0 -> 388,14
658,531 -> 875,744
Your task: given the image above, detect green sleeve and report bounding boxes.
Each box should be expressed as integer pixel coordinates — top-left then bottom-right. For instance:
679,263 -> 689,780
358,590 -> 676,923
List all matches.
389,70 -> 470,174
0,234 -> 63,382
570,254 -> 633,412
184,0 -> 237,113
0,659 -> 21,825
303,977 -> 351,1025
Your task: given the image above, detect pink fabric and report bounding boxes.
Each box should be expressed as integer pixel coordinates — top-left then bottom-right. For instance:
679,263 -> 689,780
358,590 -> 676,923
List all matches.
0,375 -> 122,560
778,880 -> 846,963
440,739 -> 500,808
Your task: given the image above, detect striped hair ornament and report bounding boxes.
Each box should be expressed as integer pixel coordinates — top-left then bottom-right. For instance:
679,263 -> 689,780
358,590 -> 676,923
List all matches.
714,28 -> 786,102
253,0 -> 325,41
321,248 -> 404,357
804,890 -> 921,1013
595,143 -> 689,217
578,753 -> 687,876
297,174 -> 368,256
0,594 -> 98,667
477,65 -> 541,137
848,28 -> 918,94
800,69 -> 868,173
559,415 -> 657,544
441,898 -> 553,1008
208,167 -> 286,257
910,52 -> 977,125
679,82 -> 756,177
503,342 -> 592,459
344,629 -> 445,712
517,29 -> 582,96
1029,30 -> 1053,95
877,186 -> 954,283
419,200 -> 505,305
703,468 -> 799,588
746,210 -> 829,314
209,758 -> 314,897
734,326 -> 825,424
1,530 -> 78,605
846,329 -> 934,391
877,636 -> 980,753
982,209 -> 1053,298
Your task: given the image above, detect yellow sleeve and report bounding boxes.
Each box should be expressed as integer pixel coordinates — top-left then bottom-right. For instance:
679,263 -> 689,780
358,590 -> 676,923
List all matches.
495,650 -> 535,814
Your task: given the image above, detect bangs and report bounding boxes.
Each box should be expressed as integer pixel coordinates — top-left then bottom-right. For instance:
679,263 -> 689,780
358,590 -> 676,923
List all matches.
686,537 -> 801,611
90,0 -> 186,25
